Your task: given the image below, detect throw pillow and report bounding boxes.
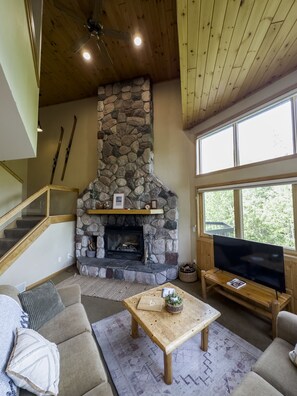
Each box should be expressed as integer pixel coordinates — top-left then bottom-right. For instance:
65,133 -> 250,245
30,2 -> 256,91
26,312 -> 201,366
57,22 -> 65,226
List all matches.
0,294 -> 29,396
289,343 -> 297,367
6,328 -> 60,396
19,281 -> 65,330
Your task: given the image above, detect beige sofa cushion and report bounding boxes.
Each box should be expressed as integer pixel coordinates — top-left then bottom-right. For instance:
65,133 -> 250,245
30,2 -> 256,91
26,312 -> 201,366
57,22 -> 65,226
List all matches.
83,383 -> 113,396
39,303 -> 91,344
253,337 -> 295,396
57,284 -> 81,307
58,332 -> 108,396
231,372 -> 283,396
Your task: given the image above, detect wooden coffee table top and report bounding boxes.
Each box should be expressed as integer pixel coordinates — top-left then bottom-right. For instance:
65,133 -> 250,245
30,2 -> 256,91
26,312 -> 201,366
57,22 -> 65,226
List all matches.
123,282 -> 221,355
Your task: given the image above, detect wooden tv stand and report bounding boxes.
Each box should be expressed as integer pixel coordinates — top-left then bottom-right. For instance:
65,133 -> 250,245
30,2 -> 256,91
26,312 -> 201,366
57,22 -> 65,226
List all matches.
201,268 -> 292,339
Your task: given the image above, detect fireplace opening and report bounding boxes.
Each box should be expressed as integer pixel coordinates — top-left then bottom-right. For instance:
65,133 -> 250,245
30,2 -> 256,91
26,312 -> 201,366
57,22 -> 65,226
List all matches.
104,226 -> 144,261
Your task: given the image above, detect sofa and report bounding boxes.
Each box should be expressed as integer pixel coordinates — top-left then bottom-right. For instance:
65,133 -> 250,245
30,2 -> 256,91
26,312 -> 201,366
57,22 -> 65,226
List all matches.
232,311 -> 297,396
0,283 -> 113,396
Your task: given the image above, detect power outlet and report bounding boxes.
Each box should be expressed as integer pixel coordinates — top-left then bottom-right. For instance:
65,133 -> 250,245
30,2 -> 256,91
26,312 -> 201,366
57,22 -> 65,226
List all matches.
16,282 -> 26,293
58,256 -> 62,263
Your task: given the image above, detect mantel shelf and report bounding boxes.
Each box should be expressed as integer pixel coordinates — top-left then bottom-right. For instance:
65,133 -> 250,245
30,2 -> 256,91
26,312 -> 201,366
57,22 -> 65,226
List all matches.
86,209 -> 164,215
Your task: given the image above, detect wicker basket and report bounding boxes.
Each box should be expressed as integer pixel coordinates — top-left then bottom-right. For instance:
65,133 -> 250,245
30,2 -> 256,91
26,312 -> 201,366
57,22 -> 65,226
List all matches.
179,269 -> 198,283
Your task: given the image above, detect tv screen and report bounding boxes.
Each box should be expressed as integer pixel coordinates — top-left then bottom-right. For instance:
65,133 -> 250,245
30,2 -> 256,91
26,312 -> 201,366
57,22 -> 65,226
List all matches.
213,235 -> 286,292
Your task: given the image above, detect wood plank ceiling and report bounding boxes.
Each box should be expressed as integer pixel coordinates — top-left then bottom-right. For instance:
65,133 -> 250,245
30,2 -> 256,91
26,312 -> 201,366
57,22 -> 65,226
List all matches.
40,0 -> 297,131
40,0 -> 179,107
178,0 -> 297,130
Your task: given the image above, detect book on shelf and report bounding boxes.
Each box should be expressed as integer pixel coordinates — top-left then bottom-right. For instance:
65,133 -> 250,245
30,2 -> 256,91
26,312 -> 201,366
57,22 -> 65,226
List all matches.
137,296 -> 165,312
227,278 -> 246,289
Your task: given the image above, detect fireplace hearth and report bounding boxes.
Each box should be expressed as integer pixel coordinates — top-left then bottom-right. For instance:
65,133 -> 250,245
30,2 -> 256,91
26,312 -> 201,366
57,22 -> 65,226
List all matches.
104,226 -> 144,261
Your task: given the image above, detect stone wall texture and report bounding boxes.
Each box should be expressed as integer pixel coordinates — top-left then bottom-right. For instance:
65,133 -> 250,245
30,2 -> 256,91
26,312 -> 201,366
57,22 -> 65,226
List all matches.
76,76 -> 178,265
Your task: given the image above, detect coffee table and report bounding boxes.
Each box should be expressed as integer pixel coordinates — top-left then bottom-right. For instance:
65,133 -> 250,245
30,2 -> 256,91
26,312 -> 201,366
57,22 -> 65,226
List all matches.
123,282 -> 221,384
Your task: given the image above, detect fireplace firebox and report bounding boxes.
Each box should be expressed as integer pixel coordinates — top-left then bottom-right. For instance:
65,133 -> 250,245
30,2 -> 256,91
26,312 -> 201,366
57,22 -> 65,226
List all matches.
104,226 -> 144,261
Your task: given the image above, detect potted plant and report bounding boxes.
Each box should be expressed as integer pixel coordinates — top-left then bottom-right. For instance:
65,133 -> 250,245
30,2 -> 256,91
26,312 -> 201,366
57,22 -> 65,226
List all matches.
86,239 -> 96,258
165,292 -> 183,314
179,263 -> 197,282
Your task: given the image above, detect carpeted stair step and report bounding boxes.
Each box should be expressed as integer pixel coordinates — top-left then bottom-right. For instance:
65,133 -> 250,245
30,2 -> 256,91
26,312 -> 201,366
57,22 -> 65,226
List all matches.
16,216 -> 43,229
0,247 -> 9,257
0,237 -> 19,251
4,228 -> 32,239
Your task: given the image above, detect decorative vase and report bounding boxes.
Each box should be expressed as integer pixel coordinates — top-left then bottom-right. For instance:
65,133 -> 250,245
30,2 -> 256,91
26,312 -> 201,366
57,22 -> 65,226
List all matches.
165,303 -> 183,314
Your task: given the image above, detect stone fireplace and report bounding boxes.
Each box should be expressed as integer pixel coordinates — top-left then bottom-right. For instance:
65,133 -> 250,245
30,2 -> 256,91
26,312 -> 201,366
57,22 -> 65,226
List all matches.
76,76 -> 179,284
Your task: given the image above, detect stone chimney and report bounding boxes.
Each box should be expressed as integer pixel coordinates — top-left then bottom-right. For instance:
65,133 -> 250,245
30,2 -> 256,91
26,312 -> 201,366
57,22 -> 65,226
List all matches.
76,76 -> 178,265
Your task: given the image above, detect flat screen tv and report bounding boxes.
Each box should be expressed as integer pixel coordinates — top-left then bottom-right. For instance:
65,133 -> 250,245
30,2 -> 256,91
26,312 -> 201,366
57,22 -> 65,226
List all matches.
213,235 -> 286,293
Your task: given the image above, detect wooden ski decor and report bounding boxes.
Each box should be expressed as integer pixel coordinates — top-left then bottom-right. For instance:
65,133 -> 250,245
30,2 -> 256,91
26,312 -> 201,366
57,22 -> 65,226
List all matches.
61,115 -> 77,181
50,126 -> 64,184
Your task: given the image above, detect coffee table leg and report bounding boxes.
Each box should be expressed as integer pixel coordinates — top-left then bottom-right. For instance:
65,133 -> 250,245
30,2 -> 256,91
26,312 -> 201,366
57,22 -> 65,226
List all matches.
201,326 -> 209,351
131,316 -> 139,338
164,352 -> 172,385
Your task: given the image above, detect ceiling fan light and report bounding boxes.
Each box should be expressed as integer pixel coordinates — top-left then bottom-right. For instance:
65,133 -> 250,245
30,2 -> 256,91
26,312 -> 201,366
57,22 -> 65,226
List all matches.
82,51 -> 91,61
133,35 -> 142,47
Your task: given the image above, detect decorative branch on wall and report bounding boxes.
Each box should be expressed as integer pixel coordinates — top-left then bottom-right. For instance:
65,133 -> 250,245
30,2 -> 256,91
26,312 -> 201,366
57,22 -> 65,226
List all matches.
50,126 -> 64,184
61,115 -> 77,181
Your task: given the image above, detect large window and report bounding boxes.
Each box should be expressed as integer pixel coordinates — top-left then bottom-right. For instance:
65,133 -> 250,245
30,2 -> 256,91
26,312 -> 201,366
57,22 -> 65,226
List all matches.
203,190 -> 235,237
201,183 -> 296,250
199,127 -> 234,173
197,99 -> 296,175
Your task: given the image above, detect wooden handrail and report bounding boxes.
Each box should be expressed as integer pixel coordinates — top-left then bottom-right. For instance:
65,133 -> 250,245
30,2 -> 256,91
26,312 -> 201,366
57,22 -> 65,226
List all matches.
0,162 -> 23,184
0,185 -> 79,228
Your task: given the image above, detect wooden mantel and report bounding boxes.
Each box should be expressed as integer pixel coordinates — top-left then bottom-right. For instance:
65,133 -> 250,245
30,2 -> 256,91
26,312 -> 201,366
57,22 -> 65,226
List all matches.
87,209 -> 164,215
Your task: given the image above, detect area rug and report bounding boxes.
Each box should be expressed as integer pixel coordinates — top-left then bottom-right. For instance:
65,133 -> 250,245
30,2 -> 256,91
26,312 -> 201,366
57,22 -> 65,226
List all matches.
57,274 -> 153,301
92,310 -> 262,396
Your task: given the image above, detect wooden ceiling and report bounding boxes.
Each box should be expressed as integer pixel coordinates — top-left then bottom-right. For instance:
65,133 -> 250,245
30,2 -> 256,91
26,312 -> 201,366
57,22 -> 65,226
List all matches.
40,0 -> 179,107
40,0 -> 297,130
178,0 -> 297,129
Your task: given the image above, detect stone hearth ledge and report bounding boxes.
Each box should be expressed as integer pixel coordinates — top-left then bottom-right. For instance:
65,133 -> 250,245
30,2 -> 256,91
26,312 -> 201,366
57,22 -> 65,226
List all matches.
77,257 -> 178,285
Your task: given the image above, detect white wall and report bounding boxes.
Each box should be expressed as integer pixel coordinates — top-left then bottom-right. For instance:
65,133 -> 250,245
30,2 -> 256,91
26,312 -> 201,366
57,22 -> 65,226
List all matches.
153,80 -> 196,262
0,0 -> 39,160
28,97 -> 98,195
0,221 -> 75,287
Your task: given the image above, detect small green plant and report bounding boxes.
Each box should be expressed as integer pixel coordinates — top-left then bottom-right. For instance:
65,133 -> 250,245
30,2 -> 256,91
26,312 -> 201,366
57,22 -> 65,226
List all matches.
165,292 -> 183,306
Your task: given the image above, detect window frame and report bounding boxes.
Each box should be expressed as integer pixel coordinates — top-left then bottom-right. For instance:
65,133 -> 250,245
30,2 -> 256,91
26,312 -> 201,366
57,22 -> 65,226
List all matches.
196,97 -> 297,175
197,179 -> 297,254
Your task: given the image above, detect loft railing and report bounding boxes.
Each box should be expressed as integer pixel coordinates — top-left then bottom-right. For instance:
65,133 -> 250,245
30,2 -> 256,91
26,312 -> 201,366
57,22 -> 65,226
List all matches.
0,185 -> 78,275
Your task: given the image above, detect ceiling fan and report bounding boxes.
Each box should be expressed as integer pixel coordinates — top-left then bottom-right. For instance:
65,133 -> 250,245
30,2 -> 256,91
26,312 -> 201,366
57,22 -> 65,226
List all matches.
53,0 -> 131,65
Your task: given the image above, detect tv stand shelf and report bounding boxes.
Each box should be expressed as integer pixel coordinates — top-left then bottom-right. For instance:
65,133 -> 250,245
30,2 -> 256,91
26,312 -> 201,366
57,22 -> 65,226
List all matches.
201,268 -> 292,339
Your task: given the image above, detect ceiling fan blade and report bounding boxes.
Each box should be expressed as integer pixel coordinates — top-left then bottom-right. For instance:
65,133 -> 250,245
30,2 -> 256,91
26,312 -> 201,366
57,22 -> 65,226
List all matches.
53,0 -> 85,24
103,28 -> 131,41
92,0 -> 103,21
96,37 -> 113,66
73,34 -> 91,53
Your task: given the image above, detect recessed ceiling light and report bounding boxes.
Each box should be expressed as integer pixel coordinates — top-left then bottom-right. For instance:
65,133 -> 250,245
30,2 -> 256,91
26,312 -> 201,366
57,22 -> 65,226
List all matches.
82,51 -> 91,61
133,35 -> 142,47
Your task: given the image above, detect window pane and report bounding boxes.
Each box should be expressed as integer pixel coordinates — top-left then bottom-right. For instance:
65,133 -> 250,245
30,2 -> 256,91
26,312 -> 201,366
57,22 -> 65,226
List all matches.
204,190 -> 235,237
238,101 -> 293,165
242,185 -> 295,249
199,127 -> 234,173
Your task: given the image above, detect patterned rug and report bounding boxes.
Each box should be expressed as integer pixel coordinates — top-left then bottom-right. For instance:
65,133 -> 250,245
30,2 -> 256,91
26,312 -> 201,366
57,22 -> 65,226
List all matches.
92,310 -> 262,396
57,274 -> 153,301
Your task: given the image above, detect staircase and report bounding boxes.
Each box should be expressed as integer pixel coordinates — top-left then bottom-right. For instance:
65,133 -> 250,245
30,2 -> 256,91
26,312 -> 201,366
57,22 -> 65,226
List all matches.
0,216 -> 44,258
